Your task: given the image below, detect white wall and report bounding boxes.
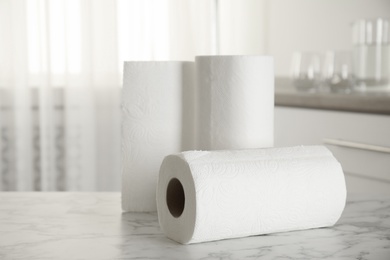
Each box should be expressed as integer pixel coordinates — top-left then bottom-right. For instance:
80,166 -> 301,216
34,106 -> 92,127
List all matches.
266,0 -> 390,76
219,0 -> 266,55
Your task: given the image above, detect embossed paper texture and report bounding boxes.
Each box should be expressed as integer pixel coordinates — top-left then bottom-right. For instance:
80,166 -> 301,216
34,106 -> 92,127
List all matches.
122,56 -> 274,212
121,61 -> 195,212
157,146 -> 346,244
196,56 -> 274,150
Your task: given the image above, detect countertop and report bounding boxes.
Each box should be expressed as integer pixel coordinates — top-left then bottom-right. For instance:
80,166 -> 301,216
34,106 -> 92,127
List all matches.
275,78 -> 390,115
0,192 -> 389,260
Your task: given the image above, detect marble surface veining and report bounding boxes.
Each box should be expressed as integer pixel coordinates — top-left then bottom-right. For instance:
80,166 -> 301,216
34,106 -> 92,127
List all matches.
0,193 -> 389,260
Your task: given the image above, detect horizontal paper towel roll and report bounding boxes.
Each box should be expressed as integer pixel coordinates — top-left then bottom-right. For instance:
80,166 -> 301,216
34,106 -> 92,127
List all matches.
157,146 -> 346,244
122,61 -> 195,212
196,55 -> 274,150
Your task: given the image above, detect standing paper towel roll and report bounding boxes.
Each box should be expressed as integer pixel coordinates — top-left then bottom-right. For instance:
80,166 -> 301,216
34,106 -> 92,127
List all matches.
122,61 -> 195,212
196,55 -> 274,150
157,146 -> 346,244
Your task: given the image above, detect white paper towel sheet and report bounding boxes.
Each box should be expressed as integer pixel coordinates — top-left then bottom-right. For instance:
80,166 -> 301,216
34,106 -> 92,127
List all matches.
157,146 -> 346,244
122,61 -> 195,212
196,55 -> 274,150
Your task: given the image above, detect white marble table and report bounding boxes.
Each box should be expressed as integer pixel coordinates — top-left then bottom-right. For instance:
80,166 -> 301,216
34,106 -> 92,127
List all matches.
0,193 -> 389,259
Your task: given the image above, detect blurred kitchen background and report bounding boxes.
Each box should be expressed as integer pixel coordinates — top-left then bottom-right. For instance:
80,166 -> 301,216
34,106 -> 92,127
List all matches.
0,0 -> 389,193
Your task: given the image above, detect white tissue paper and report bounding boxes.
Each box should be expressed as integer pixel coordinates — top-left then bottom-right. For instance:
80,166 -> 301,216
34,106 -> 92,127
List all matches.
195,55 -> 274,150
122,61 -> 195,212
157,145 -> 346,244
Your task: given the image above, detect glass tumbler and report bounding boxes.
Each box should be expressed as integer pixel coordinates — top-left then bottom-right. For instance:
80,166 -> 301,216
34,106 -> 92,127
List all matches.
352,18 -> 389,89
291,52 -> 321,92
322,51 -> 355,93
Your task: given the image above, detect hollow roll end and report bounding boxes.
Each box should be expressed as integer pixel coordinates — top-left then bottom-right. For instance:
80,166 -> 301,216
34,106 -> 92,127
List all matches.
156,154 -> 197,244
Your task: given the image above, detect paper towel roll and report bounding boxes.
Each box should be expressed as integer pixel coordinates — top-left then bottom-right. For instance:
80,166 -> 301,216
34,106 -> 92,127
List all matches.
157,146 -> 346,244
122,61 -> 195,212
195,55 -> 274,150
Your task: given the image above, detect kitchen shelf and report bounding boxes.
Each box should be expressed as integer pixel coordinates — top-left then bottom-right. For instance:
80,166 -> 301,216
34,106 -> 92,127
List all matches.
275,77 -> 390,115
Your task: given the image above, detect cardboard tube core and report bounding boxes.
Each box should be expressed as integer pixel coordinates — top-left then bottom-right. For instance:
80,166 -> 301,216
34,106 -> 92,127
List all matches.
166,178 -> 185,218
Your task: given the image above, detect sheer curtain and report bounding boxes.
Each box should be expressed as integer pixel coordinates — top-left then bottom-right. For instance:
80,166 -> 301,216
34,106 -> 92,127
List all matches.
0,0 -> 264,191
